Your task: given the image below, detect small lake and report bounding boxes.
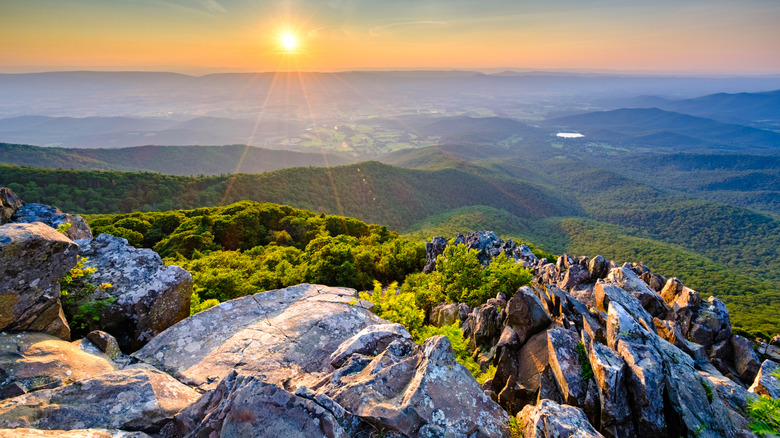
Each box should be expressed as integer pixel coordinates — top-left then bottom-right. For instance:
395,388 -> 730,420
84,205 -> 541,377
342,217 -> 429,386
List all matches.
557,133 -> 584,138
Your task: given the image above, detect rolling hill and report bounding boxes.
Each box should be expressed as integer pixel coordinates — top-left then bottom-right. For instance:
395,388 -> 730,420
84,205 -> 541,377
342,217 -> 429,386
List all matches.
0,143 -> 352,175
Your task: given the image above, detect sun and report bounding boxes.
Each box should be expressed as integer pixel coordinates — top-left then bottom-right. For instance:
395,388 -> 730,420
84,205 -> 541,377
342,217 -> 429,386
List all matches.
281,33 -> 297,52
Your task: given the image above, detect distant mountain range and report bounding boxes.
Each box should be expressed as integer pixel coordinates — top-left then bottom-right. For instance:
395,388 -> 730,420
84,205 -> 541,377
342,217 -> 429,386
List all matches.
547,107 -> 780,151
624,89 -> 780,128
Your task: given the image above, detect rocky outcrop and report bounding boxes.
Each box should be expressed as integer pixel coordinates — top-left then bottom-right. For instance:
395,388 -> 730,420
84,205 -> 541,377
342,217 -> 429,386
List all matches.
12,203 -> 92,241
424,231 -> 538,271
0,188 -> 23,225
134,284 -> 384,391
517,399 -> 604,438
319,333 -> 509,437
0,332 -> 116,399
0,368 -> 199,433
69,234 -> 192,351
0,222 -> 78,339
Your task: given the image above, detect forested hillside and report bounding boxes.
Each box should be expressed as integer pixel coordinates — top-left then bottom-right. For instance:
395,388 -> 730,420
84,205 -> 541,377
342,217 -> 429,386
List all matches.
3,154 -> 779,336
0,143 -> 351,175
0,162 -> 577,230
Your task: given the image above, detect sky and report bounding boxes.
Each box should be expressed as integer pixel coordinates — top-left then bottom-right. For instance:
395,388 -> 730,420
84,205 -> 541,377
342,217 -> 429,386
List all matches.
1,0 -> 779,74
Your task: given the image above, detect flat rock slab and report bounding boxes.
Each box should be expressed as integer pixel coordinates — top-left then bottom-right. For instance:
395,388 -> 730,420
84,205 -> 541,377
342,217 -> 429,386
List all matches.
134,284 -> 383,391
0,332 -> 116,398
0,368 -> 199,433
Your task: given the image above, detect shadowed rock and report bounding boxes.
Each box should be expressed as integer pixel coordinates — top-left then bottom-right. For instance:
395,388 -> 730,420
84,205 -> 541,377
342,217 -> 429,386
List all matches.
0,188 -> 23,225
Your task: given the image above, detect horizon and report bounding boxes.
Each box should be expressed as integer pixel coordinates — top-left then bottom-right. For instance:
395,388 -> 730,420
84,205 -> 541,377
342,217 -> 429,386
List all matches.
2,67 -> 780,78
2,0 -> 779,75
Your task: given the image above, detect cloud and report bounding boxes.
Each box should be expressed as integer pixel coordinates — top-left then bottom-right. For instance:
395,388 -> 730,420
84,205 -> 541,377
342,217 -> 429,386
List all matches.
368,20 -> 447,38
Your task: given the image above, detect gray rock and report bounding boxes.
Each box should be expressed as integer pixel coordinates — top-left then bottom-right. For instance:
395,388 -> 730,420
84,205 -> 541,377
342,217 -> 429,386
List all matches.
86,330 -> 123,359
688,297 -> 732,349
329,323 -> 412,368
71,234 -> 192,351
167,371 -> 369,438
135,284 -> 384,391
429,302 -> 461,327
0,188 -> 23,225
0,222 -> 78,339
321,335 -> 509,437
588,255 -> 610,281
731,335 -> 761,384
12,203 -> 92,241
517,399 -> 605,438
0,332 -> 116,399
588,341 -> 634,438
505,286 -> 551,345
423,236 -> 448,273
560,265 -> 590,291
595,282 -> 654,333
606,267 -> 669,319
0,368 -> 199,433
547,328 -> 587,408
466,301 -> 503,352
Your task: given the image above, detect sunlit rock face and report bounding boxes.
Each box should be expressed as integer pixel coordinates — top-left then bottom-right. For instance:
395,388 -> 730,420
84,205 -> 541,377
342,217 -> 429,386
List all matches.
0,222 -> 77,340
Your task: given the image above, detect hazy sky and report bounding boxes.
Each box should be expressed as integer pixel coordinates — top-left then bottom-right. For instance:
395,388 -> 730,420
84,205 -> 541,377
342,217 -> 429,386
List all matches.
2,0 -> 779,74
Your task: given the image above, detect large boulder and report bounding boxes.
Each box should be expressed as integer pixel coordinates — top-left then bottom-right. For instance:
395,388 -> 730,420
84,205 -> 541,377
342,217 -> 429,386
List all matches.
748,360 -> 780,399
517,399 -> 604,438
0,332 -> 116,399
0,222 -> 78,339
688,297 -> 732,349
320,334 -> 509,437
166,371 -> 371,438
0,188 -> 23,225
11,203 -> 92,241
134,284 -> 384,391
0,368 -> 199,433
587,255 -> 610,282
69,234 -> 192,351
504,286 -> 551,345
